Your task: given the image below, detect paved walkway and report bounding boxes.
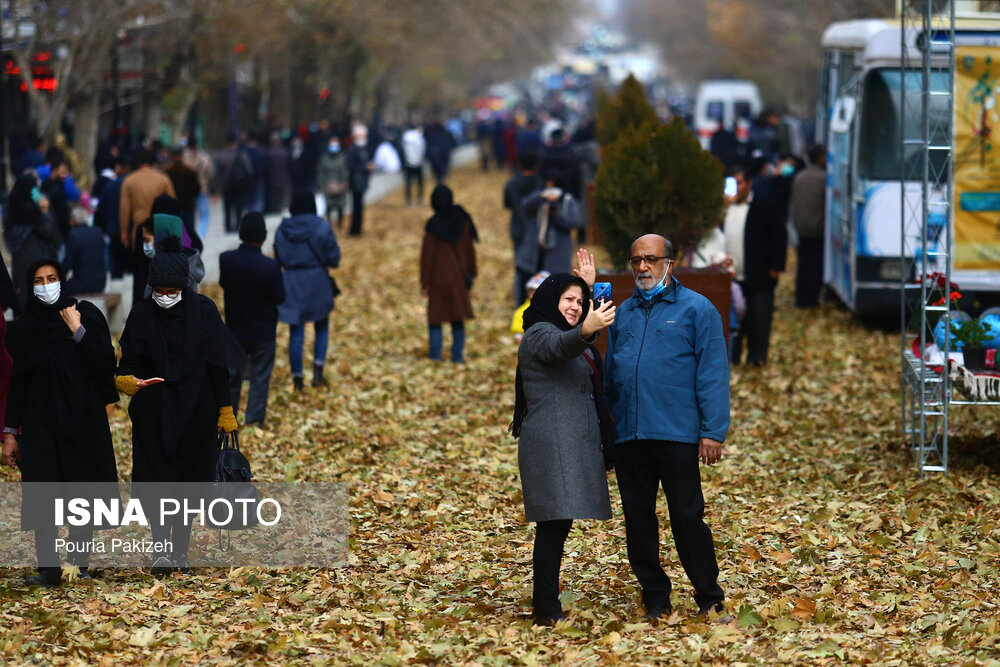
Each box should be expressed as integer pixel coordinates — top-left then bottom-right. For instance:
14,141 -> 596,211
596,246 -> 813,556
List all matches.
107,145 -> 477,318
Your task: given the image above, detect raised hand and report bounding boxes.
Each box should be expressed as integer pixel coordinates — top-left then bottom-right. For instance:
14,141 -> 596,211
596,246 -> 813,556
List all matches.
573,248 -> 596,288
580,299 -> 616,337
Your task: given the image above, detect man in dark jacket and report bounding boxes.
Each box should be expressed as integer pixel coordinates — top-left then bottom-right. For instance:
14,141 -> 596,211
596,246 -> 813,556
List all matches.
41,159 -> 72,239
219,213 -> 286,426
64,208 -> 107,295
503,151 -> 543,305
739,166 -> 787,365
347,124 -> 374,237
603,234 -> 729,621
791,145 -> 827,308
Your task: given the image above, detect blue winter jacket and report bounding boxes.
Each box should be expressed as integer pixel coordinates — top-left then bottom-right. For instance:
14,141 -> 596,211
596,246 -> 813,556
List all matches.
274,213 -> 340,325
604,277 -> 730,445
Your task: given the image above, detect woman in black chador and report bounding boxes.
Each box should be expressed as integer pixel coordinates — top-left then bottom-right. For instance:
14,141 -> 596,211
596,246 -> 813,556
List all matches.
2,259 -> 119,587
115,238 -> 243,574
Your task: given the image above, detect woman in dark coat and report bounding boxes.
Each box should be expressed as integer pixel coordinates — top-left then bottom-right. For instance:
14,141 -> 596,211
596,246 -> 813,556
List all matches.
509,273 -> 617,625
274,190 -> 341,390
2,259 -> 119,587
3,174 -> 62,305
116,240 -> 243,574
419,185 -> 478,363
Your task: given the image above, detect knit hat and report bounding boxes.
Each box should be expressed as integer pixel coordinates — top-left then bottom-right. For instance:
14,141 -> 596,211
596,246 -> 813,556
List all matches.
239,212 -> 267,244
148,237 -> 189,288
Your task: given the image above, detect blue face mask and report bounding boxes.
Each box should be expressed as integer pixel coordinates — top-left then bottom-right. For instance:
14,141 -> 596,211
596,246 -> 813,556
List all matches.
328,143 -> 340,154
780,163 -> 795,177
638,264 -> 671,300
143,241 -> 155,259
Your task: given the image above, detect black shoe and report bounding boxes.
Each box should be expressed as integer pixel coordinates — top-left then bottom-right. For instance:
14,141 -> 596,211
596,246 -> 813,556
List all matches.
292,376 -> 305,392
25,567 -> 61,588
150,556 -> 174,576
532,611 -> 567,627
695,602 -> 725,618
174,553 -> 191,575
644,606 -> 672,620
312,365 -> 327,388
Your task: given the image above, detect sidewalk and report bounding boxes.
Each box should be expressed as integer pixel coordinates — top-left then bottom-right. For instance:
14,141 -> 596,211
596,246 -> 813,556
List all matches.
107,144 -> 477,319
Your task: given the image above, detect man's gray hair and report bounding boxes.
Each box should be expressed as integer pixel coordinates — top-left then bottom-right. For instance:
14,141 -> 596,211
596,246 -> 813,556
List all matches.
632,234 -> 674,259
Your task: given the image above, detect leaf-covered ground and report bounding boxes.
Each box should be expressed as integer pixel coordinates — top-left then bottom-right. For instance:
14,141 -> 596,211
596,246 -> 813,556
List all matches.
2,166 -> 1000,665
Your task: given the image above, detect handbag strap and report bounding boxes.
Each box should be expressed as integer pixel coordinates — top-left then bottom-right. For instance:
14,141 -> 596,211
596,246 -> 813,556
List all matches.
280,226 -> 327,270
217,430 -> 241,451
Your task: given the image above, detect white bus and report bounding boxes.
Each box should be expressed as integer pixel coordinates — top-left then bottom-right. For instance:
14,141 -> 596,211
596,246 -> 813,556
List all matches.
818,17 -> 1000,313
694,79 -> 762,149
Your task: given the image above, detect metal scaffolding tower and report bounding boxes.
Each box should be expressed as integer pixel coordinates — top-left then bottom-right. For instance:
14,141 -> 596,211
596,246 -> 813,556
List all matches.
899,0 -> 955,475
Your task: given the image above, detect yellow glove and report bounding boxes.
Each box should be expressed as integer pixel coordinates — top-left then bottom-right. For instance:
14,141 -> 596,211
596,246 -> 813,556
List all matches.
115,375 -> 139,396
218,406 -> 238,433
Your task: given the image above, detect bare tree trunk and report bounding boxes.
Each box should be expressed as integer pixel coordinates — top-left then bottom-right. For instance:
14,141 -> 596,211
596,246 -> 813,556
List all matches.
169,64 -> 200,144
73,91 -> 101,188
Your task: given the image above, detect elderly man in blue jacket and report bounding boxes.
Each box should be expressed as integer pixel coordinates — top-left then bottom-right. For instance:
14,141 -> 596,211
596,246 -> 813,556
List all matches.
603,234 -> 729,621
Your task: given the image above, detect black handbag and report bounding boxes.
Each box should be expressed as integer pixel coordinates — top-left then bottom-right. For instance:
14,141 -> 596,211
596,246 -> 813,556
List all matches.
211,431 -> 259,531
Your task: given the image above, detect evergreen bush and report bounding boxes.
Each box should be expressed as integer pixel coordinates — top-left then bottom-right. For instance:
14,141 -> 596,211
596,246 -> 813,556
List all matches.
594,118 -> 725,270
595,74 -> 659,147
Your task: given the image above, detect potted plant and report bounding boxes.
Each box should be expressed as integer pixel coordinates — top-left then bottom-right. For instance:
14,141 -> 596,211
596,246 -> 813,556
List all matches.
952,319 -> 991,370
592,114 -> 731,346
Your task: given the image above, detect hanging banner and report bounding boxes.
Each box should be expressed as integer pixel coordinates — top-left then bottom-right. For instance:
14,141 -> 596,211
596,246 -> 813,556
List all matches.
954,45 -> 1000,270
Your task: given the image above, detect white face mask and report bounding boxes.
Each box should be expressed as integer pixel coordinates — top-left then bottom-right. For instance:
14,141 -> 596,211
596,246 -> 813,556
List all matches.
152,291 -> 182,309
33,282 -> 61,305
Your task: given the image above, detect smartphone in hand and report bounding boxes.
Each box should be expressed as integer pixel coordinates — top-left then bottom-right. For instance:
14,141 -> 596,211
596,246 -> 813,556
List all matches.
136,377 -> 165,388
593,282 -> 612,307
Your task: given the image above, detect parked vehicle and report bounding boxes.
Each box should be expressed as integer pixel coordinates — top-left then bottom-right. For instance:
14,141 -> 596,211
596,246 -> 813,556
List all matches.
693,79 -> 762,149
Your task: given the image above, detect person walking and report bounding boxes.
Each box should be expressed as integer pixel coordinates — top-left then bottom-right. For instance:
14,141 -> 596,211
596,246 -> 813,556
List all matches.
93,154 -> 130,279
503,152 -> 543,305
347,125 -> 374,236
516,176 -> 584,285
509,273 -> 617,625
219,213 -> 286,427
3,175 -> 62,305
602,234 -> 729,620
164,146 -> 202,246
317,135 -> 349,228
264,132 -> 292,214
420,185 -> 477,363
3,259 -> 119,587
115,243 -> 243,574
274,191 -> 341,390
120,149 -> 176,256
214,135 -> 256,233
791,145 -> 827,308
739,165 -> 787,365
64,207 -> 107,296
183,137 -> 216,239
402,124 -> 426,206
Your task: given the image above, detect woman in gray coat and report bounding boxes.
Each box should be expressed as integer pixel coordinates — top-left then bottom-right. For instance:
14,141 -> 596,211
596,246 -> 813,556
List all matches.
510,273 -> 617,625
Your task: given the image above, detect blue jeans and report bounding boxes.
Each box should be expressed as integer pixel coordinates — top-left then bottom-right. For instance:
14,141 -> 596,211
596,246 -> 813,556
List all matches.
196,194 -> 211,238
429,321 -> 465,362
230,339 -> 276,425
289,317 -> 329,377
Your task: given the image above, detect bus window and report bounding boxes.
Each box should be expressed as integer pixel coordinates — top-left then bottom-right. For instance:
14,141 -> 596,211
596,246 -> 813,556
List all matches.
858,68 -> 950,181
706,101 -> 724,122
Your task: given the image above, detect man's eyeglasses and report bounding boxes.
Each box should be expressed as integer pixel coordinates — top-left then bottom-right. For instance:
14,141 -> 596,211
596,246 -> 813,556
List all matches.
628,255 -> 671,268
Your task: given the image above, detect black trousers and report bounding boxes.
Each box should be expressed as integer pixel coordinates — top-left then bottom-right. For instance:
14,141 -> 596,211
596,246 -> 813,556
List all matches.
532,519 -> 572,617
349,189 -> 365,236
740,288 -> 775,366
404,166 -> 424,204
35,524 -> 94,569
795,237 -> 824,308
224,190 -> 247,232
616,440 -> 723,611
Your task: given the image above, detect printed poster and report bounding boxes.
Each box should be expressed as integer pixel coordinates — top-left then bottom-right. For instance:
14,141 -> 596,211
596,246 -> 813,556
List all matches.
954,45 -> 1000,269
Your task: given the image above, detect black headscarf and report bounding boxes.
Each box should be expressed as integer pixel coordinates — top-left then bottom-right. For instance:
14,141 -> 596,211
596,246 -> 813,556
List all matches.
5,259 -> 77,375
120,290 -> 245,461
510,273 -> 616,467
510,274 -> 590,438
3,175 -> 43,256
0,252 -> 19,315
425,184 -> 479,245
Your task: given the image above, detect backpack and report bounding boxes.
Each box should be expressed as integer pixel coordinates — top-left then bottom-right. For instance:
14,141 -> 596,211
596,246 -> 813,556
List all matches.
227,149 -> 254,192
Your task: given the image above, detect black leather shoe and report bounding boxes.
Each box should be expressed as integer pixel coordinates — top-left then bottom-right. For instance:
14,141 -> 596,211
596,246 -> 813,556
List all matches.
292,376 -> 305,392
25,568 -> 61,588
532,611 -> 568,627
695,602 -> 725,618
644,606 -> 672,620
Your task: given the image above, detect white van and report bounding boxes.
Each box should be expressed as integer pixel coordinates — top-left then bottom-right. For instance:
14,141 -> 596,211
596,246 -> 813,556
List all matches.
694,80 -> 763,148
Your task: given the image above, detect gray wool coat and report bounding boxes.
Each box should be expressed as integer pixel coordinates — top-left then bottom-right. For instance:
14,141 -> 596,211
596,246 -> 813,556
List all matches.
516,322 -> 612,523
